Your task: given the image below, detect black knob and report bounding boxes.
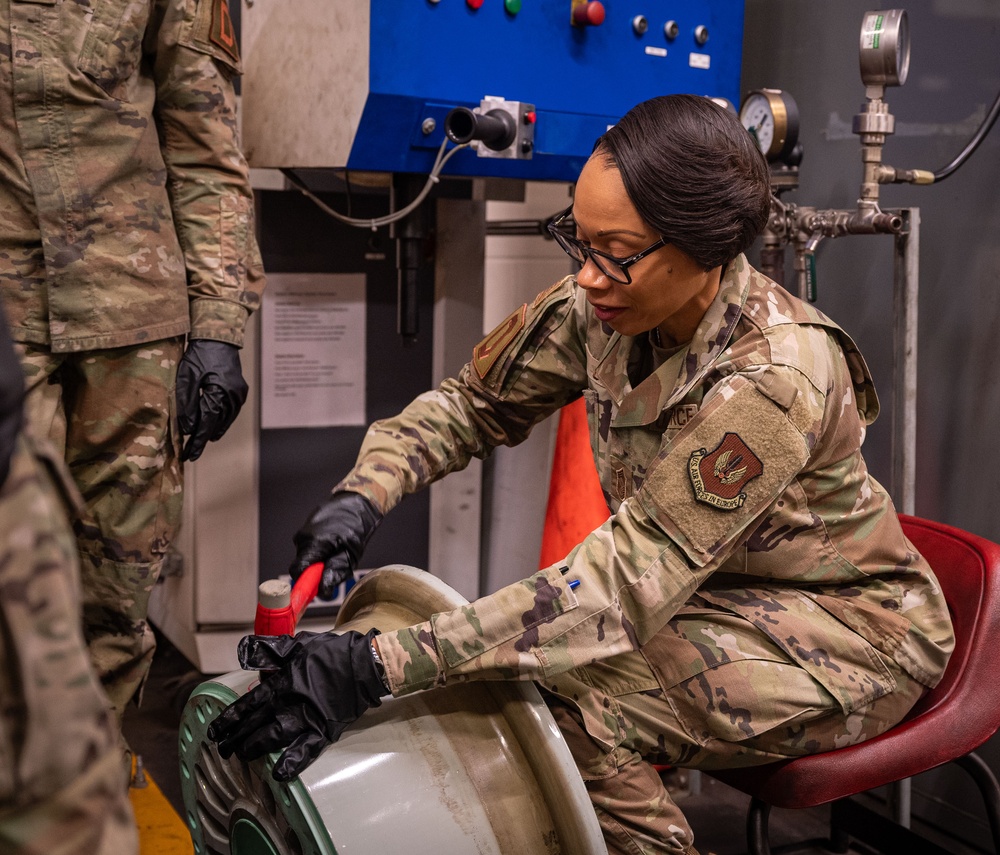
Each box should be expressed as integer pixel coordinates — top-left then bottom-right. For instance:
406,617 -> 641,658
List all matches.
445,107 -> 517,151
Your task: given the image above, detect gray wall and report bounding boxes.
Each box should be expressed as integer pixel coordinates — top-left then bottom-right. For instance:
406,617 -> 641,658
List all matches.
742,2 -> 1000,848
742,0 -> 1000,542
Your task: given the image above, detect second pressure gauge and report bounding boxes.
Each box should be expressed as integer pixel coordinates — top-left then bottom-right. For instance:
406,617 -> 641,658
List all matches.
739,89 -> 800,164
859,8 -> 910,87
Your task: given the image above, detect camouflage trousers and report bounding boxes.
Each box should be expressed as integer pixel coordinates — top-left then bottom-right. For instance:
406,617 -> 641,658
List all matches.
0,433 -> 138,855
542,610 -> 924,855
16,339 -> 185,727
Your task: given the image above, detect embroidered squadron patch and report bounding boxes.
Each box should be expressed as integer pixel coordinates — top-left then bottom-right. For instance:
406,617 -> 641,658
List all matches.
210,0 -> 241,64
688,432 -> 764,510
473,303 -> 527,379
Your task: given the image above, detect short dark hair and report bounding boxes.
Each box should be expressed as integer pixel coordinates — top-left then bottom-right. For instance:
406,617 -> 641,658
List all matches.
593,94 -> 771,270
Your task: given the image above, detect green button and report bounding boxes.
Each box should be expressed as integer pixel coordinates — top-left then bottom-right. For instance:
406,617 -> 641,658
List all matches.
504,0 -> 522,14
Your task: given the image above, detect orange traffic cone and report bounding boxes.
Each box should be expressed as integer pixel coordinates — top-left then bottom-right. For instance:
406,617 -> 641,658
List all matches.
539,398 -> 609,569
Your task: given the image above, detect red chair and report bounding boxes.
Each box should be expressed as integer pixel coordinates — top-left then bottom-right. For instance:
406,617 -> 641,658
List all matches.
707,514 -> 1000,855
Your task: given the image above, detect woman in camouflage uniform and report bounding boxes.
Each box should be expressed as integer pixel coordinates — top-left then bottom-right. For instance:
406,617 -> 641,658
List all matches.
209,94 -> 954,855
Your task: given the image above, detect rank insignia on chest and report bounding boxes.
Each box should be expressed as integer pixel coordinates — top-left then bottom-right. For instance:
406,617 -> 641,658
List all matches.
688,432 -> 764,510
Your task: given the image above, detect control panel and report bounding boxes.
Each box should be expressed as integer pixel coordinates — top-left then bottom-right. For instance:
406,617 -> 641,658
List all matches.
240,0 -> 746,181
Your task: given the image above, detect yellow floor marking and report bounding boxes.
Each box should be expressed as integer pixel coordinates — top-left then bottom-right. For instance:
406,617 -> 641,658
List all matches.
129,770 -> 194,855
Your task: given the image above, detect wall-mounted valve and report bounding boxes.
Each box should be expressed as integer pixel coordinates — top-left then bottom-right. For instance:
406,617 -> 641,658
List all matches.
444,97 -> 536,160
745,9 -> 928,303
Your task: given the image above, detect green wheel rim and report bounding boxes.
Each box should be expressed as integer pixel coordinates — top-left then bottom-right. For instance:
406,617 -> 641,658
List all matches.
179,680 -> 337,855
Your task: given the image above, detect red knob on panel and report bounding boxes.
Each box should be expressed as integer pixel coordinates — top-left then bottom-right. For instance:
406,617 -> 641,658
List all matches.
572,1 -> 605,26
466,0 -> 484,8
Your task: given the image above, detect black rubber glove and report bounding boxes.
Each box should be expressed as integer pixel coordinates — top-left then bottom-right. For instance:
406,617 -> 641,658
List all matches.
176,339 -> 248,462
206,628 -> 388,782
290,491 -> 383,601
0,303 -> 24,487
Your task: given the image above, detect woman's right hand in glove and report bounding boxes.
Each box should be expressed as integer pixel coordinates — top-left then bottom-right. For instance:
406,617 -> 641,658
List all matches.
289,491 -> 383,600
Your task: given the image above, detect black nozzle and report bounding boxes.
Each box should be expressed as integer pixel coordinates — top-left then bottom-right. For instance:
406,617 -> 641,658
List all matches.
445,107 -> 516,151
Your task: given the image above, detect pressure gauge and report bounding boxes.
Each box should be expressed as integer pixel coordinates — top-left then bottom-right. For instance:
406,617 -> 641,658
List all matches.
859,9 -> 910,87
739,89 -> 800,163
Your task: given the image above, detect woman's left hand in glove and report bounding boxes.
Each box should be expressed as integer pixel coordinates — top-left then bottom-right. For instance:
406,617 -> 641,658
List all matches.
206,628 -> 389,782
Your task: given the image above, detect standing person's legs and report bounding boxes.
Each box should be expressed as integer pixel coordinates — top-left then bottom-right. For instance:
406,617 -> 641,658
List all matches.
17,339 -> 184,726
542,613 -> 924,855
0,433 -> 139,855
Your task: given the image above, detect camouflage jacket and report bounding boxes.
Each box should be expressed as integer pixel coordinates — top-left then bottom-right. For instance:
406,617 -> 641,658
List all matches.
340,256 -> 954,714
0,302 -> 22,484
0,0 -> 264,352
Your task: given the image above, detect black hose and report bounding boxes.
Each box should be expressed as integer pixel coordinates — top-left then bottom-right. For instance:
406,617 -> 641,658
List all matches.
933,88 -> 1000,182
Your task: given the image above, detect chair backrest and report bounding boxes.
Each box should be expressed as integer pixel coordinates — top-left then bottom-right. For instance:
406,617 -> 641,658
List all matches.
899,514 -> 1000,738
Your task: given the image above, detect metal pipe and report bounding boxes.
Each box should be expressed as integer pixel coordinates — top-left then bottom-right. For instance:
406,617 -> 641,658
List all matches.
759,245 -> 786,287
887,207 -> 919,828
392,173 -> 431,341
807,206 -> 903,238
891,208 -> 919,517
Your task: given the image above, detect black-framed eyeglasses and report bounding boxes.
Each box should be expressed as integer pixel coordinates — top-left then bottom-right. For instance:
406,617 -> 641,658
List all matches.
546,206 -> 668,285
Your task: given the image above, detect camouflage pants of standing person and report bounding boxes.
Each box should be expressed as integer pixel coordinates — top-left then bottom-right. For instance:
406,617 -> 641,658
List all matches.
0,433 -> 139,855
16,338 -> 185,728
541,610 -> 926,855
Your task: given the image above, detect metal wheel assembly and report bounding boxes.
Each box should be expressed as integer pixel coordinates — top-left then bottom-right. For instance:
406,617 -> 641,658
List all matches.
179,565 -> 606,855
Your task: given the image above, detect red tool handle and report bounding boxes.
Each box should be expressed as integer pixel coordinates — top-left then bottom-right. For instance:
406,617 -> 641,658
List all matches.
253,562 -> 324,636
290,561 -> 324,620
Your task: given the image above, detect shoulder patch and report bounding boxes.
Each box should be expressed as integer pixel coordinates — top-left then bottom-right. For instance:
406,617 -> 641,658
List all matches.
531,280 -> 563,309
639,377 -> 808,566
473,304 -> 527,379
210,0 -> 240,64
689,432 -> 764,510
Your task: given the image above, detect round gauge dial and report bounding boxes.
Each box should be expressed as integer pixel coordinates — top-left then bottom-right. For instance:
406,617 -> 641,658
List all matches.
859,9 -> 910,87
739,88 -> 800,163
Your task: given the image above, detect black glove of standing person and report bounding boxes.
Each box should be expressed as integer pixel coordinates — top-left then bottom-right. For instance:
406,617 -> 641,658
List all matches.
176,339 -> 248,462
0,303 -> 24,487
290,491 -> 383,600
206,628 -> 389,782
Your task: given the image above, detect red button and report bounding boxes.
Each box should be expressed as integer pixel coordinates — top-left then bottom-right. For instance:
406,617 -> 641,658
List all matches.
524,111 -> 537,124
572,2 -> 605,26
467,0 -> 484,8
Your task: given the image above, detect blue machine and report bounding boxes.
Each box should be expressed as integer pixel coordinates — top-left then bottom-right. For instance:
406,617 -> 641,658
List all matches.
241,0 -> 747,181
354,0 -> 746,181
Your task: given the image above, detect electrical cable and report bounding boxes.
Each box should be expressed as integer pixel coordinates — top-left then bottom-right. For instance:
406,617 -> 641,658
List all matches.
932,88 -> 1000,182
279,139 -> 470,229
